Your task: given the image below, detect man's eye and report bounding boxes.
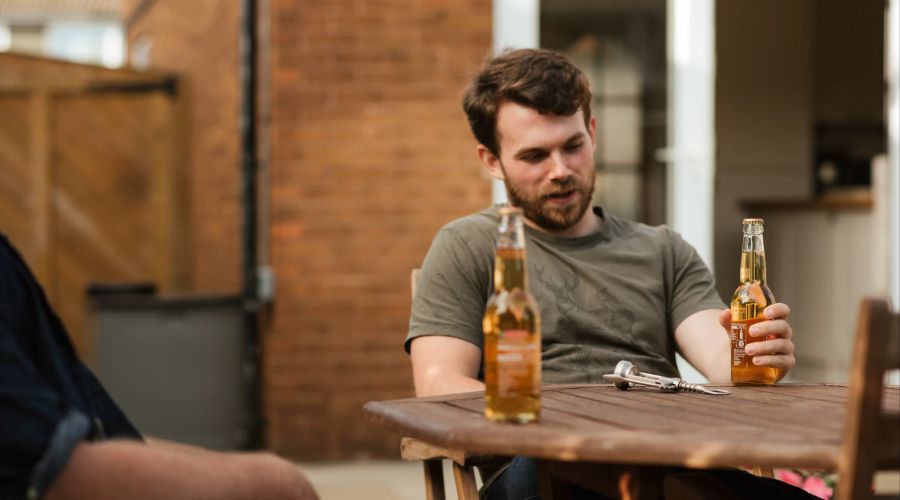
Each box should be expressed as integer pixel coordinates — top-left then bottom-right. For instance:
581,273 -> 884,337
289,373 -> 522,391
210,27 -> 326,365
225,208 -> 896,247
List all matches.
522,153 -> 546,163
564,142 -> 583,152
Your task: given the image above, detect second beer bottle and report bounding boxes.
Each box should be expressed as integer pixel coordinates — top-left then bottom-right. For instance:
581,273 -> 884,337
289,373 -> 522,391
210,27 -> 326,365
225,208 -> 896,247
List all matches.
483,205 -> 542,423
730,218 -> 779,385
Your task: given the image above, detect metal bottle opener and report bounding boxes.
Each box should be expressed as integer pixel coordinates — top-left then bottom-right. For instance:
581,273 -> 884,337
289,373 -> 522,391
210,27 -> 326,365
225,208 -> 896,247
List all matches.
602,360 -> 731,396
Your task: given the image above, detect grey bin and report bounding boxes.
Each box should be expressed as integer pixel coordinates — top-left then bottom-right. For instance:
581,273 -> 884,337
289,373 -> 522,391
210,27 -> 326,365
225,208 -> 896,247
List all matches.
90,291 -> 247,450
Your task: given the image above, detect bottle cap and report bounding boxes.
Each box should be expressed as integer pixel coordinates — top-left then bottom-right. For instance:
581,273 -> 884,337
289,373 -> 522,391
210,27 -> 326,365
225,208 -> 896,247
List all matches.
741,218 -> 764,235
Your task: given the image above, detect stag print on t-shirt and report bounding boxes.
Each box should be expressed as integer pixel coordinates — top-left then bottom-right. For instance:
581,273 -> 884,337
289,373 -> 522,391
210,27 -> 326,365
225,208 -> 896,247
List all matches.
533,263 -> 641,382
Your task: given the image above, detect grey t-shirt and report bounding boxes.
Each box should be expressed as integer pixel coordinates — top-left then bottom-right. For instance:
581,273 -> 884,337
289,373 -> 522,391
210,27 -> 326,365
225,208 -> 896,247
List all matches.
406,206 -> 726,382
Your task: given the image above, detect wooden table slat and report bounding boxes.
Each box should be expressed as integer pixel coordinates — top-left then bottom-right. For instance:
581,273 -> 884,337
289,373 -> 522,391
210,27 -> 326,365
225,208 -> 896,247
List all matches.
560,386 -> 846,437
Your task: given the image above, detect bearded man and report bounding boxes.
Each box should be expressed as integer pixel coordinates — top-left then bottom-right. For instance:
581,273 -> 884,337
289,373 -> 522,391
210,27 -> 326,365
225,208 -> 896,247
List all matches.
405,49 -> 806,500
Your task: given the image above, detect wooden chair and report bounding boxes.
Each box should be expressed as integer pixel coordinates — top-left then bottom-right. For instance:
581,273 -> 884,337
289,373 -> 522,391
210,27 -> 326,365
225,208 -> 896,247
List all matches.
401,437 -> 497,500
836,297 -> 900,500
407,268 -> 484,499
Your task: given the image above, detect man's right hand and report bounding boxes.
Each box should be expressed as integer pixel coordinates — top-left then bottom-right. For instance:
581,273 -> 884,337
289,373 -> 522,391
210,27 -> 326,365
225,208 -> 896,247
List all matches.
410,336 -> 484,396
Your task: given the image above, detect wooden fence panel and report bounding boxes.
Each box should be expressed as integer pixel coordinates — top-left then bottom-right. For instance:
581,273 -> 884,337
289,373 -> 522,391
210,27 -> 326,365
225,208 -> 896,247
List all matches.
0,95 -> 40,271
0,86 -> 184,363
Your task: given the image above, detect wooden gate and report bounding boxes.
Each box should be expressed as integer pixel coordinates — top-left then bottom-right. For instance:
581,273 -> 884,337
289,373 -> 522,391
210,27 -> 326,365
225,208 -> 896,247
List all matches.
0,53 -> 186,363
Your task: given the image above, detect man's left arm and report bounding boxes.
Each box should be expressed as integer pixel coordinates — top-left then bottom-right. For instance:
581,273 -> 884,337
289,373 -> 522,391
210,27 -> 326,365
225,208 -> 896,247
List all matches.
674,304 -> 796,384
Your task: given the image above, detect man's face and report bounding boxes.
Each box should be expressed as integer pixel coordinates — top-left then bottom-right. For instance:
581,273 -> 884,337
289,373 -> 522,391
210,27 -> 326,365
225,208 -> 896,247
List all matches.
479,101 -> 597,235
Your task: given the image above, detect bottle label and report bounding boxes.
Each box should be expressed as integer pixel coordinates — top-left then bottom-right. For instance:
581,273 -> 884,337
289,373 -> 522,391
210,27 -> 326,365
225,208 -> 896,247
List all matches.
497,329 -> 536,395
730,322 -> 748,366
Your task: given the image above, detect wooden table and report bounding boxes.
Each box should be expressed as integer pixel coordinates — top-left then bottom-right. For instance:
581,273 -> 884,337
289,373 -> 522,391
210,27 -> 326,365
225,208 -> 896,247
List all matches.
363,384 -> 900,498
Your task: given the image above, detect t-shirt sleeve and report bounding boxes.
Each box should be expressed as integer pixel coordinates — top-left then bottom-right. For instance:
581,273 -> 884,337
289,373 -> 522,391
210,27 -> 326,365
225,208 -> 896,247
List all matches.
405,226 -> 493,353
0,322 -> 92,500
665,228 -> 727,330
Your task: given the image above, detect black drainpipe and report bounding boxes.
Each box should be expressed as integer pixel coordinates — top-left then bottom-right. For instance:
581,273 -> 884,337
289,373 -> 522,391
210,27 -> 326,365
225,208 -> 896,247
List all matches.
240,0 -> 262,450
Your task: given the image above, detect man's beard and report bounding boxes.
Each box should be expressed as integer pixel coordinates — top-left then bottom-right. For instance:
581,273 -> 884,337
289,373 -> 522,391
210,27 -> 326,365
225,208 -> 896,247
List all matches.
502,167 -> 595,232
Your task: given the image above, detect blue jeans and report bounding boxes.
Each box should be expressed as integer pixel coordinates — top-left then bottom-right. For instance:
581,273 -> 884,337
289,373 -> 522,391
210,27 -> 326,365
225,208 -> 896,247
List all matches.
482,457 -> 818,500
482,456 -> 540,500
483,457 -> 606,500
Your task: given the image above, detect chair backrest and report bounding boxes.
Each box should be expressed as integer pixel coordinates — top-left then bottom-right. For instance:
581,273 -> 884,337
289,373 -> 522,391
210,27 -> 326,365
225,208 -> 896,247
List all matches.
837,297 -> 900,500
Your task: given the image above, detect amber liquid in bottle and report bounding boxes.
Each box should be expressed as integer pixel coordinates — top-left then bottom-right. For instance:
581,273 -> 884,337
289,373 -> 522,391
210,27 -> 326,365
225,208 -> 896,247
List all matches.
483,207 -> 541,423
730,218 -> 779,385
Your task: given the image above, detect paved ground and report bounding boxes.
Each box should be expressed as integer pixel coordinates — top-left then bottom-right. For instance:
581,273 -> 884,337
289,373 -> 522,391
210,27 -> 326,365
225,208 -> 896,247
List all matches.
298,459 -> 481,500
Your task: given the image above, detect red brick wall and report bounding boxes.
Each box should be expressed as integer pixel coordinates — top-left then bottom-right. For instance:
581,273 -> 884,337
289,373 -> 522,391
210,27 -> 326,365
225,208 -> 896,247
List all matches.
126,0 -> 492,459
266,0 -> 492,459
125,1 -> 242,293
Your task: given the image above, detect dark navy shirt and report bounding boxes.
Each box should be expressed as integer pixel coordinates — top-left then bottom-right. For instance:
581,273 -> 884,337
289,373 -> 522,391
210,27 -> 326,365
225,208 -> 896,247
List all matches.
0,236 -> 141,499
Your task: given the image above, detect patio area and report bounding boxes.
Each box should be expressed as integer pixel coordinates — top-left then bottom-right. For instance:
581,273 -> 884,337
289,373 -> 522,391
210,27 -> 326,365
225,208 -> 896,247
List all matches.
298,459 -> 472,500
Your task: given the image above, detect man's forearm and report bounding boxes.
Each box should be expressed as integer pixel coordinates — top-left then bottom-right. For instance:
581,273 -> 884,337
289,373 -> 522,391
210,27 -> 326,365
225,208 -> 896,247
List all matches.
674,309 -> 732,384
45,440 -> 317,500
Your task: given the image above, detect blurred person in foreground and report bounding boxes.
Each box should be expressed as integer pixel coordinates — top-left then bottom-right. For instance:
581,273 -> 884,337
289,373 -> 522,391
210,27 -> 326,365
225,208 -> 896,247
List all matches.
0,235 -> 318,500
406,48 -> 809,500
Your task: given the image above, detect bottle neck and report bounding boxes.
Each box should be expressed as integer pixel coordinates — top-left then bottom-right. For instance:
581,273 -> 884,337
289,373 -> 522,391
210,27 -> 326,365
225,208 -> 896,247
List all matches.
495,248 -> 527,290
739,234 -> 767,283
495,211 -> 528,291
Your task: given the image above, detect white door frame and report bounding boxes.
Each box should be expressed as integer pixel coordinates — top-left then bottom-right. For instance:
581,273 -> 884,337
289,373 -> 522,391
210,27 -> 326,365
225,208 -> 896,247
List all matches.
491,0 -> 539,205
888,0 -> 899,310
666,0 -> 716,268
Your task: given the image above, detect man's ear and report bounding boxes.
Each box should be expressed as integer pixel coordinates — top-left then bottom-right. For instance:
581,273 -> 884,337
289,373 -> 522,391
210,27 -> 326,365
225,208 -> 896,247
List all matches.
476,145 -> 505,180
588,116 -> 597,147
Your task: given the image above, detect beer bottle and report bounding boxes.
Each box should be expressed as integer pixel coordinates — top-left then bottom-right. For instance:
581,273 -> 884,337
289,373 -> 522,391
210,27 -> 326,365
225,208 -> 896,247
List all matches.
730,218 -> 779,385
483,206 -> 542,423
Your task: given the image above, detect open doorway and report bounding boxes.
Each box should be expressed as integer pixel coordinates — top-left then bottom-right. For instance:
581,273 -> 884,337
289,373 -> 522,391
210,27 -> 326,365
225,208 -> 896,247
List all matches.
541,0 -> 668,226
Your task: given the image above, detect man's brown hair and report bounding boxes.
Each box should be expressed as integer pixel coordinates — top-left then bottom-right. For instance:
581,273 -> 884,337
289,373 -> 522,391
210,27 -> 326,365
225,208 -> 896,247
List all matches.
462,48 -> 593,156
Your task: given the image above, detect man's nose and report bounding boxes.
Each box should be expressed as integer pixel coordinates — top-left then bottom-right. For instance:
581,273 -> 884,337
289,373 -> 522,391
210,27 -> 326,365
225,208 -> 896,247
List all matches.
547,151 -> 572,180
